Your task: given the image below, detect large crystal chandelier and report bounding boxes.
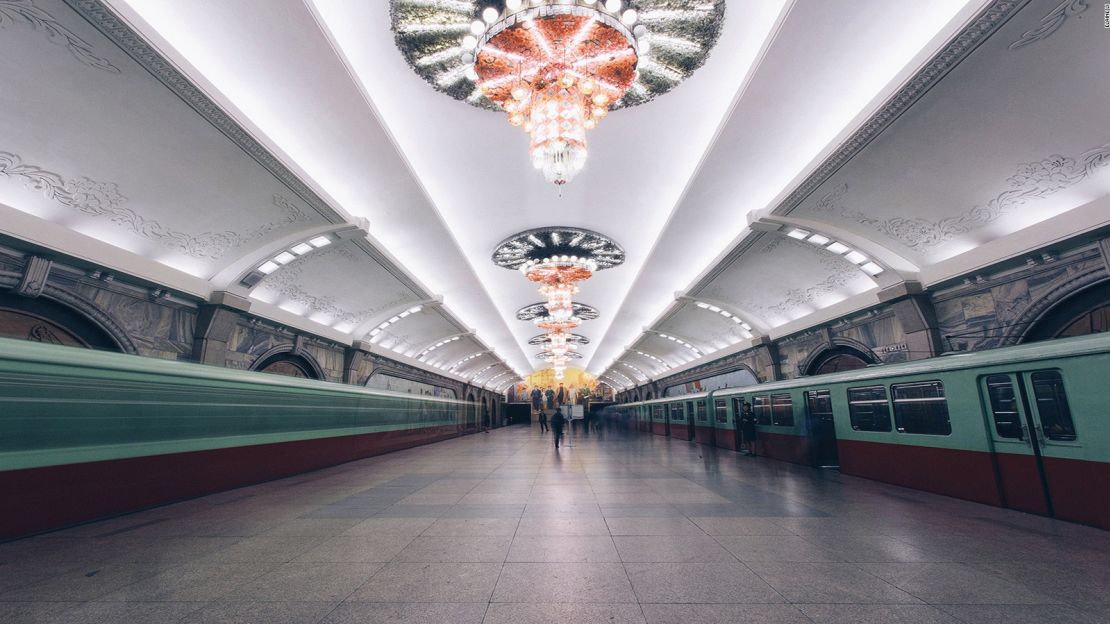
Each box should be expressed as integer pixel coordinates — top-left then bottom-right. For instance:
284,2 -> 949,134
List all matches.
465,1 -> 646,185
496,227 -> 624,378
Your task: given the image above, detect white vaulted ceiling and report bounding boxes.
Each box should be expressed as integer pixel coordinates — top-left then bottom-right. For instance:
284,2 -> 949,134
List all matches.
2,0 -> 1107,391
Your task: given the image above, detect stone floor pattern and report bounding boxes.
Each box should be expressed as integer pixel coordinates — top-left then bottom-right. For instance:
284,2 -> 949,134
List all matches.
3,425 -> 1110,623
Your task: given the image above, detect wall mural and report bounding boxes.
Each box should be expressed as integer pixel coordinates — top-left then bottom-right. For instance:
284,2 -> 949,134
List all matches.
508,367 -> 609,404
664,367 -> 758,397
365,372 -> 457,399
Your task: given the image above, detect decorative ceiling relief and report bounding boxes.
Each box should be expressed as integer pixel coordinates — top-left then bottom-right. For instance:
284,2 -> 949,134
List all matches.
0,0 -> 119,72
0,151 -> 309,259
257,245 -> 416,330
1009,0 -> 1088,50
803,142 -> 1110,252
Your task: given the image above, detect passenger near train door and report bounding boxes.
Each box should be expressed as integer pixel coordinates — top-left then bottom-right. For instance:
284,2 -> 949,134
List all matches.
805,389 -> 839,468
684,401 -> 696,440
979,369 -> 1078,518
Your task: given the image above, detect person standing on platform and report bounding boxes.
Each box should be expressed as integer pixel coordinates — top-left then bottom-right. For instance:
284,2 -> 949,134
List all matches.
556,384 -> 566,407
550,408 -> 566,449
545,387 -> 555,410
740,401 -> 757,456
539,409 -> 549,434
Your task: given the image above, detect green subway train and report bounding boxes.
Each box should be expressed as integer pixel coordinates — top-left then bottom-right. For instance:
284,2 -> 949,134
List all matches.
0,337 -> 481,540
609,332 -> 1110,531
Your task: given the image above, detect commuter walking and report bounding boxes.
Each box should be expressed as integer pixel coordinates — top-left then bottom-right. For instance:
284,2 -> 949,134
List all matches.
740,401 -> 757,456
539,409 -> 549,433
550,408 -> 566,449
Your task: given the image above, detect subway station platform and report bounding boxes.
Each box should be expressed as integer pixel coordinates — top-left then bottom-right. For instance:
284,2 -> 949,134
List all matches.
2,425 -> 1109,624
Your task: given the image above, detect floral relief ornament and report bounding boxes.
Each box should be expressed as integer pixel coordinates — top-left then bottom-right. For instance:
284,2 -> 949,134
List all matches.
0,0 -> 119,72
0,150 -> 308,259
805,142 -> 1110,252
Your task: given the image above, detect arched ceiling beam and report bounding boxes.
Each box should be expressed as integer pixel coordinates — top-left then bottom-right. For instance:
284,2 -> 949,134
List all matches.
642,327 -> 713,358
412,330 -> 475,362
356,297 -> 443,341
675,294 -> 769,336
749,215 -> 920,287
209,222 -> 366,292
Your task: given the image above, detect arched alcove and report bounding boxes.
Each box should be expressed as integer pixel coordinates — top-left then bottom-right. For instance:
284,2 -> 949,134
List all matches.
804,343 -> 878,376
1021,280 -> 1110,342
251,348 -> 324,380
0,291 -> 127,352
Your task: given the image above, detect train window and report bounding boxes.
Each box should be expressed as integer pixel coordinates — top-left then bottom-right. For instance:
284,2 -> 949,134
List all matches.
985,375 -> 1023,439
671,404 -> 684,421
715,399 -> 728,423
753,396 -> 772,425
653,405 -> 664,420
771,394 -> 794,426
847,386 -> 892,432
1031,371 -> 1076,441
696,401 -> 707,422
891,381 -> 952,435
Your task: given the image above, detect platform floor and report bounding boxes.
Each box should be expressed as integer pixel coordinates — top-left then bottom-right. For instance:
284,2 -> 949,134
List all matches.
3,425 -> 1110,623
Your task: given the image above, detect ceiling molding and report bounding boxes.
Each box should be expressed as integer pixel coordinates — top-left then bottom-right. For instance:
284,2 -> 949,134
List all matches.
768,0 -> 1028,218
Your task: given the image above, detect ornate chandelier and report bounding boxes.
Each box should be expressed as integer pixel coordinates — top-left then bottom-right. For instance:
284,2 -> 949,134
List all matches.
465,1 -> 645,185
497,227 -> 623,379
393,1 -> 726,186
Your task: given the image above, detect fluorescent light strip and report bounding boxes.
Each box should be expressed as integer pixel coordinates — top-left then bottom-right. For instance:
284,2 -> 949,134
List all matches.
368,305 -> 423,338
255,234 -> 335,275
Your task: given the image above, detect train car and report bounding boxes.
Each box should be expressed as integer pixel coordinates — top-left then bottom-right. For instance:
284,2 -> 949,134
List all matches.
0,338 -> 477,540
711,394 -> 740,451
671,393 -> 707,442
695,332 -> 1110,530
711,385 -> 829,466
642,396 -> 670,437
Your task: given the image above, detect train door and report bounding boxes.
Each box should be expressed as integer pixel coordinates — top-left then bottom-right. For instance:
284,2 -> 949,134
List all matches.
979,370 -> 1081,519
713,398 -> 730,449
804,389 -> 839,468
732,397 -> 745,451
979,373 -> 1052,515
685,401 -> 696,440
664,403 -> 673,437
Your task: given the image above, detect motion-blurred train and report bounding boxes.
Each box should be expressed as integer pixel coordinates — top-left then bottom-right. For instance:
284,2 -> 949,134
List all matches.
608,332 -> 1110,531
0,338 -> 482,539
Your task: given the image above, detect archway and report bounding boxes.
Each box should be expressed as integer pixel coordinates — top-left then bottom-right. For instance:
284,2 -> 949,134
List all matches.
251,350 -> 323,380
1022,280 -> 1110,342
0,292 -> 125,352
805,345 -> 876,376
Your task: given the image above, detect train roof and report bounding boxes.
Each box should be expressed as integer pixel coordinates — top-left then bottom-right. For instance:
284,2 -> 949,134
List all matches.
712,332 -> 1110,398
0,337 -> 472,405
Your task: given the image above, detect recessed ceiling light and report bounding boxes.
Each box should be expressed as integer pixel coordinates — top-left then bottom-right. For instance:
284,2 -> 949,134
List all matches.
308,236 -> 331,248
274,252 -> 296,265
845,250 -> 868,264
787,229 -> 810,240
291,243 -> 313,255
861,262 -> 884,275
807,234 -> 830,245
826,242 -> 850,254
257,261 -> 280,274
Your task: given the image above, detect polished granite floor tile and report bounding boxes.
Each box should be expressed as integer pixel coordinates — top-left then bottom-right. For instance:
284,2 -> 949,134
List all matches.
5,425 -> 1110,623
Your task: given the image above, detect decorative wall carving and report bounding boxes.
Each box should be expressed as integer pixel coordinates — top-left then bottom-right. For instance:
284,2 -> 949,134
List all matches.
0,0 -> 119,72
0,151 -> 309,258
803,143 -> 1110,252
15,255 -> 52,298
1009,0 -> 1088,50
